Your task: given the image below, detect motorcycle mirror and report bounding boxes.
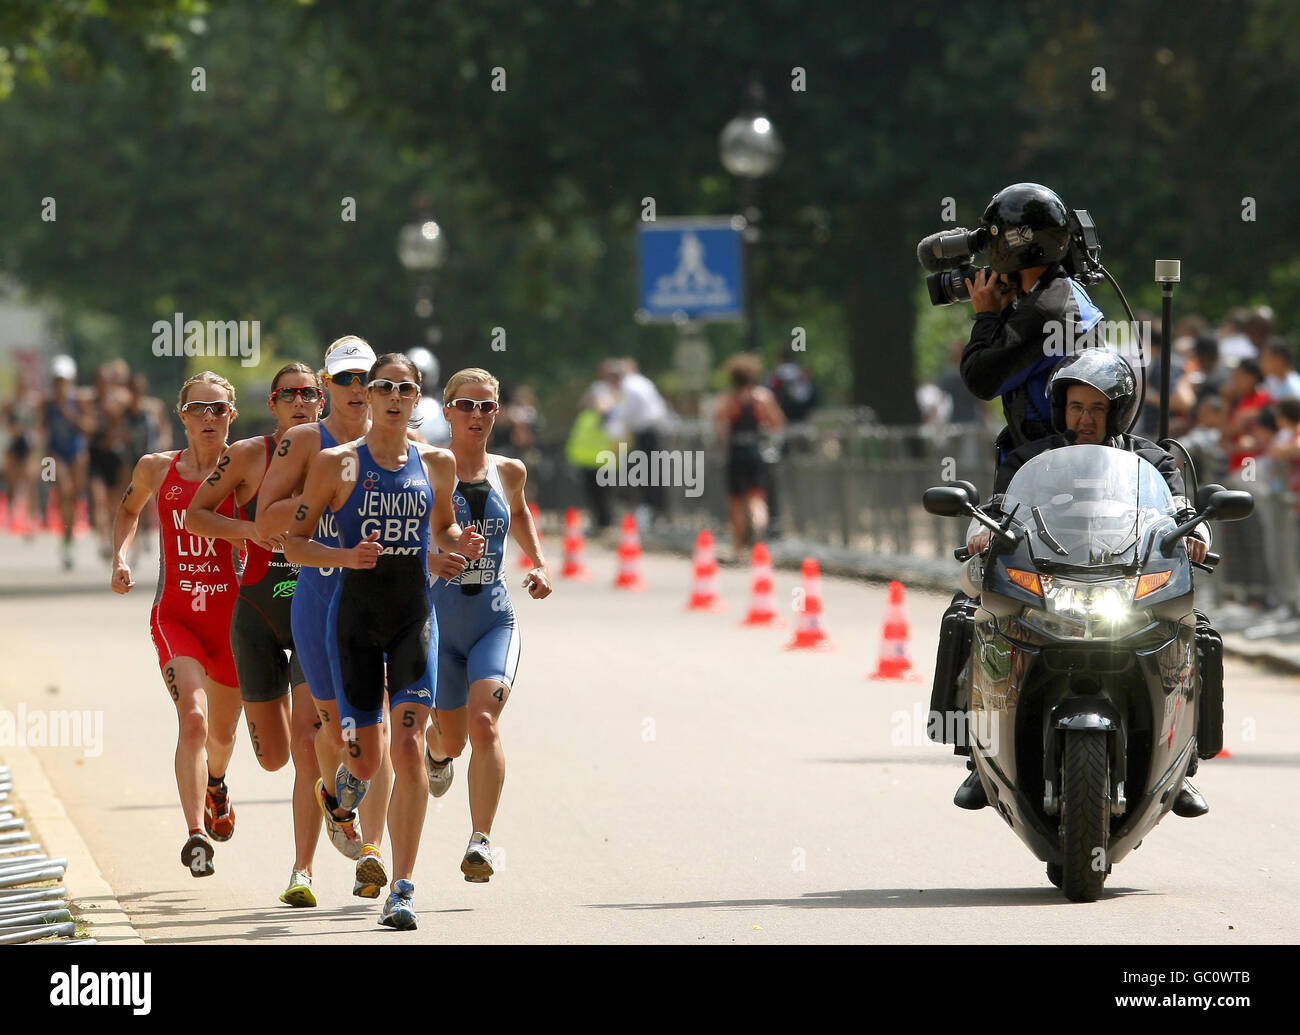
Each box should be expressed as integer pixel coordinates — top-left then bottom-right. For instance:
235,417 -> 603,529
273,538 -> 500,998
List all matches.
1207,489 -> 1253,521
952,480 -> 981,507
923,485 -> 972,517
1195,483 -> 1227,511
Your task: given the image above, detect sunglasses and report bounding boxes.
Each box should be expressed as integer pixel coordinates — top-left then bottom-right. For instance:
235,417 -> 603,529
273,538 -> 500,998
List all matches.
447,398 -> 500,414
180,401 -> 232,417
327,371 -> 368,387
369,379 -> 420,398
270,386 -> 322,404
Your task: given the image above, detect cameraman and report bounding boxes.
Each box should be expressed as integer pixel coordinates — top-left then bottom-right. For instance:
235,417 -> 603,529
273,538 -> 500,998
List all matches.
959,183 -> 1104,481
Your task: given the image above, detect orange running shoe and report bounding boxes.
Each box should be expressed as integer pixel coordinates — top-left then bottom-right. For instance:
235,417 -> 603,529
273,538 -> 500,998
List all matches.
204,780 -> 235,842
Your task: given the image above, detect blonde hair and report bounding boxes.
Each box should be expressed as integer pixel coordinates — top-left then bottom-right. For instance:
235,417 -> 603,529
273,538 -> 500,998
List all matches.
177,370 -> 236,411
324,334 -> 370,362
443,367 -> 500,405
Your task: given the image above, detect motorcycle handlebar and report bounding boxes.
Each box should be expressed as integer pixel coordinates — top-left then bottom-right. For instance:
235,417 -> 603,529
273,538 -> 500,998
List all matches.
1193,550 -> 1220,573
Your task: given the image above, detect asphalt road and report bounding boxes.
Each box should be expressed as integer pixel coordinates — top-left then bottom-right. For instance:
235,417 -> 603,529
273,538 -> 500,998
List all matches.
2,534 -> 1298,944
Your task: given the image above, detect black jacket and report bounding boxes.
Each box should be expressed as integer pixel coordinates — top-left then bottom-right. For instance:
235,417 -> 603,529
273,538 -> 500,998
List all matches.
961,267 -> 1103,453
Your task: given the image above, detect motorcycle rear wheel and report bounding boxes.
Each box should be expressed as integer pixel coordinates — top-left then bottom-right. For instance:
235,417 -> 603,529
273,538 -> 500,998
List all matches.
1060,731 -> 1110,903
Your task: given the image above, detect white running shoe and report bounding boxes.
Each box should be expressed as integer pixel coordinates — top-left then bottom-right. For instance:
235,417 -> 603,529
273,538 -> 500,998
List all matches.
424,750 -> 454,799
461,831 -> 493,883
315,778 -> 363,860
280,869 -> 316,907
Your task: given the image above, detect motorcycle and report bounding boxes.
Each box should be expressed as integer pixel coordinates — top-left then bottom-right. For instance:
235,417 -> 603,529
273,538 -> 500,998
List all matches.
923,444 -> 1252,902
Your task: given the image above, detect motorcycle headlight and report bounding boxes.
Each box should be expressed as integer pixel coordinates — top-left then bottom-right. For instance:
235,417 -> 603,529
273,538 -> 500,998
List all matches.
1021,577 -> 1151,640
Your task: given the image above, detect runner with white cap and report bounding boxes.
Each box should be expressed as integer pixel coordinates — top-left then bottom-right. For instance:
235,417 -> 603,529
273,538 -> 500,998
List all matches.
253,336 -> 396,901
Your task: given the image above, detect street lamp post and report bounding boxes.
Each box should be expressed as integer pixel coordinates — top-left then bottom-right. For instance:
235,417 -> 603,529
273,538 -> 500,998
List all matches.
719,81 -> 782,355
397,208 -> 447,353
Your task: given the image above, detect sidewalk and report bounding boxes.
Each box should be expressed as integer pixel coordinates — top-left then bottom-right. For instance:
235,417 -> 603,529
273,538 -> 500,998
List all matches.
0,529 -> 145,943
0,526 -> 156,598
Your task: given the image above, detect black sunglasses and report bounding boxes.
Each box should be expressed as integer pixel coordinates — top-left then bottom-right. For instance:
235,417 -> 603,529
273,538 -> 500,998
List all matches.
327,371 -> 368,387
270,386 -> 322,403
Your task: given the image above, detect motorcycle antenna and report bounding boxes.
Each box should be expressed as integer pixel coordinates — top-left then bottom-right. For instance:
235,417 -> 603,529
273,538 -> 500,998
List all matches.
1155,259 -> 1181,441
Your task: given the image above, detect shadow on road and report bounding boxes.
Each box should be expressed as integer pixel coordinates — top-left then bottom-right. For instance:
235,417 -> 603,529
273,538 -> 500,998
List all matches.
113,890 -> 473,941
589,886 -> 1152,911
818,756 -> 957,766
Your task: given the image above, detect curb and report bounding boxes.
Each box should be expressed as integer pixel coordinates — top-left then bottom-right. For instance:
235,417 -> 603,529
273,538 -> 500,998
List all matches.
1,744 -> 144,945
1218,634 -> 1300,675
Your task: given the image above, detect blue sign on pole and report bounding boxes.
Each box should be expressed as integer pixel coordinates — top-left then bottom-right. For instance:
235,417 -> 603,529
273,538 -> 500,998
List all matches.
637,218 -> 744,322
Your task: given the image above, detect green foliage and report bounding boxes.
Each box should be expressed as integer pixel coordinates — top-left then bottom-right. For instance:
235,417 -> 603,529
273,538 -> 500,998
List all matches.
0,0 -> 1297,429
913,284 -> 970,385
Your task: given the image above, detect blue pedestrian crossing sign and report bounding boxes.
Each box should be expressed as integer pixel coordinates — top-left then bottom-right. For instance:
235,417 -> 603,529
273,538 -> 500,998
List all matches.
637,218 -> 744,322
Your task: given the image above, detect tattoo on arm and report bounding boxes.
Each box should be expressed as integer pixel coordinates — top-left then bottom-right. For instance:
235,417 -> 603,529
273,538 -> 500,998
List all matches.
206,455 -> 230,486
277,438 -> 292,457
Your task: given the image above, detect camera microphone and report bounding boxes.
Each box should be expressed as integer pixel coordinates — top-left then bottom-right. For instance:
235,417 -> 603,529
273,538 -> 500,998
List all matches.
916,227 -> 987,272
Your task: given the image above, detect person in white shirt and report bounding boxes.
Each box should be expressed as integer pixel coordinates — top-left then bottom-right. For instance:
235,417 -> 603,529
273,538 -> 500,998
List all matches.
603,359 -> 673,525
1216,308 -> 1257,366
1261,338 -> 1300,400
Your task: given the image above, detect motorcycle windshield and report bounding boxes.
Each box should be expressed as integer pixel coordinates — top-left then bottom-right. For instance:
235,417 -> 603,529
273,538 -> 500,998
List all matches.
1000,444 -> 1176,568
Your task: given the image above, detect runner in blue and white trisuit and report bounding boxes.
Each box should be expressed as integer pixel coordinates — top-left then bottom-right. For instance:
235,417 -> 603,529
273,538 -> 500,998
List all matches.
286,352 -> 483,930
253,336 -> 396,902
424,367 -> 552,884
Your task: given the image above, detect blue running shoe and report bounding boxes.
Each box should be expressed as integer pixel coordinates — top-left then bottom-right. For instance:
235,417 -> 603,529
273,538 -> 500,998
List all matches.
335,763 -> 370,814
379,879 -> 417,930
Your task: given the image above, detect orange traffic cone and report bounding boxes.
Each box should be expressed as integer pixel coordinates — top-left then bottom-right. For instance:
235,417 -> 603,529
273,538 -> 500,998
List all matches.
73,498 -> 91,536
741,543 -> 781,626
1216,747 -> 1233,759
44,489 -> 63,533
561,507 -> 591,581
786,557 -> 831,649
519,501 -> 541,570
0,492 -> 9,533
870,580 -> 918,680
685,529 -> 726,612
10,495 -> 35,536
613,513 -> 647,591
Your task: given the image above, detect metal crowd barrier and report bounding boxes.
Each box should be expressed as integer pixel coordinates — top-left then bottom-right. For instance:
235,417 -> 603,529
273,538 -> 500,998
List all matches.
0,765 -> 88,944
527,417 -> 996,558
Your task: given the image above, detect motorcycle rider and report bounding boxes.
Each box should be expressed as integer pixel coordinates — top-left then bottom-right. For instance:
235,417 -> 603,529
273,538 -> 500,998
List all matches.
959,183 -> 1104,485
955,349 -> 1215,817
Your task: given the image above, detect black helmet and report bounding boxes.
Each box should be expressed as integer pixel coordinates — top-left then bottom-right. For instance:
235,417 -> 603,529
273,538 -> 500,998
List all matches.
1048,349 -> 1138,439
981,183 -> 1071,274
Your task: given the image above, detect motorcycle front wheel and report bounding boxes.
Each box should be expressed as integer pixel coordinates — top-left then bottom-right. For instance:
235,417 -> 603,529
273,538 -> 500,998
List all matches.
1060,731 -> 1110,903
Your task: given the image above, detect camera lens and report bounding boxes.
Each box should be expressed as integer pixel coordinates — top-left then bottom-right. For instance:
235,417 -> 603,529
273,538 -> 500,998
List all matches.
926,264 -> 981,306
